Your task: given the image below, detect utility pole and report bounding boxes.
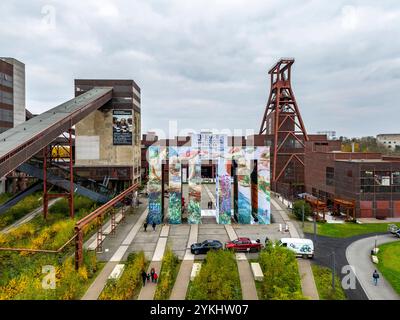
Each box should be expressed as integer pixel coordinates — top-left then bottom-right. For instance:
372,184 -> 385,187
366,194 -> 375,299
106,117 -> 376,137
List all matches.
313,211 -> 317,244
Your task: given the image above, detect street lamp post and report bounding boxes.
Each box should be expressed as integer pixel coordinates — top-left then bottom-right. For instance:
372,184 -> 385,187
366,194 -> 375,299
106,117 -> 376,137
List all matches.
332,251 -> 336,292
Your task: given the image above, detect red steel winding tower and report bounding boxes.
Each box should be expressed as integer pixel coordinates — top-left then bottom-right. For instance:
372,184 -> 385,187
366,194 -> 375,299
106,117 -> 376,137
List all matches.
259,58 -> 308,196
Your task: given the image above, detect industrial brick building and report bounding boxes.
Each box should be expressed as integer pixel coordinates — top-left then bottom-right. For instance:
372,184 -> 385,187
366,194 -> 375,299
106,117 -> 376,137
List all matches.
74,79 -> 141,192
305,138 -> 400,219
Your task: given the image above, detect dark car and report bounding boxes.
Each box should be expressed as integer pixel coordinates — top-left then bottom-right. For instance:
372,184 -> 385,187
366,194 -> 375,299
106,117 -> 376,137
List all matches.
191,240 -> 223,255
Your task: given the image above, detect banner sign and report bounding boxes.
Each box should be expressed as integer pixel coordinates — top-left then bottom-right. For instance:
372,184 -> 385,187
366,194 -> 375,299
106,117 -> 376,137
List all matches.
113,110 -> 133,145
191,133 -> 227,160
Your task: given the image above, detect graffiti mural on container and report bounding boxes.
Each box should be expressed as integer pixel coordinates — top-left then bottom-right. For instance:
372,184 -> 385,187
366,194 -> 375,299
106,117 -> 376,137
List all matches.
168,147 -> 182,224
216,157 -> 232,224
147,145 -> 162,224
187,149 -> 202,224
255,147 -> 271,224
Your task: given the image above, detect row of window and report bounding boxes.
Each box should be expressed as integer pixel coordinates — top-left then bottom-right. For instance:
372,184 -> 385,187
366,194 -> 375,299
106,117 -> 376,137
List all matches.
0,72 -> 13,88
0,109 -> 13,122
0,90 -> 13,105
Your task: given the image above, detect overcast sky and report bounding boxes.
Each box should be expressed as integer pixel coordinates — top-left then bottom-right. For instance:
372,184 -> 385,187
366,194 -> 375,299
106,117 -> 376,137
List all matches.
1,0 -> 399,138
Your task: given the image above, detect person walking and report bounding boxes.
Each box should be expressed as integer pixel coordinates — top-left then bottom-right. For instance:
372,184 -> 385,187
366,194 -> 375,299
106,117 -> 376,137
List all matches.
141,270 -> 147,287
146,273 -> 151,283
153,272 -> 158,283
373,270 -> 380,286
152,222 -> 156,231
143,221 -> 148,232
150,267 -> 155,283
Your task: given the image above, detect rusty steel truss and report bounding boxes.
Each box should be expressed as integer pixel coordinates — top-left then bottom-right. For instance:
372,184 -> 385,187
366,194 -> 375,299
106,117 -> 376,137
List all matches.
259,58 -> 308,194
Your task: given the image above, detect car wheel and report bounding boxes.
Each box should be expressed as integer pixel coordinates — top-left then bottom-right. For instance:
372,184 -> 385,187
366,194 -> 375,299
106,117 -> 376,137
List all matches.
194,250 -> 199,255
302,254 -> 307,259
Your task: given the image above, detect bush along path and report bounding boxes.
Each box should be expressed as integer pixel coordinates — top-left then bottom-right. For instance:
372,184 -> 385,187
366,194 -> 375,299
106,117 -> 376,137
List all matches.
257,245 -> 304,300
154,247 -> 180,300
187,250 -> 242,300
99,252 -> 147,300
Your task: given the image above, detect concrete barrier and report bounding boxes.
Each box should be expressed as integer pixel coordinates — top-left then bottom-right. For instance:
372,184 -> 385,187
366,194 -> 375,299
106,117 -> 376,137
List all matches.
190,263 -> 202,281
371,255 -> 379,264
108,264 -> 125,280
250,262 -> 264,281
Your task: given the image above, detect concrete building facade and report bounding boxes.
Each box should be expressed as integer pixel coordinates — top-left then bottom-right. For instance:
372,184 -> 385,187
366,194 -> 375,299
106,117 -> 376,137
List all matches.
0,57 -> 25,133
74,79 -> 141,191
377,133 -> 400,151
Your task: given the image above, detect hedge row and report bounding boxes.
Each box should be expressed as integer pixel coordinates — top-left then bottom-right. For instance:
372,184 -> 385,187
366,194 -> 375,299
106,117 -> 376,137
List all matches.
99,252 -> 147,300
154,247 -> 180,300
258,245 -> 304,300
187,250 -> 242,300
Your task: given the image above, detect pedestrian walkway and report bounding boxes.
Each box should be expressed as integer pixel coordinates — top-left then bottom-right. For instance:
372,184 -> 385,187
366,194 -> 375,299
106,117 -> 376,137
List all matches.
170,224 -> 199,300
81,207 -> 148,300
137,225 -> 170,300
297,259 -> 319,300
225,224 -> 258,300
346,234 -> 400,300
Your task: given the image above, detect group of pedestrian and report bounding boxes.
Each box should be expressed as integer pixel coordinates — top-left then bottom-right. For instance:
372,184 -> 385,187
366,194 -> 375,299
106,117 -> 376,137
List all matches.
143,221 -> 156,232
141,267 -> 158,287
207,201 -> 213,209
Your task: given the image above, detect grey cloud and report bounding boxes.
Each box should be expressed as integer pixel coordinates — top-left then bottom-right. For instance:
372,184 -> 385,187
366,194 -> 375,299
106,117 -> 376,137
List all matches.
0,0 -> 399,137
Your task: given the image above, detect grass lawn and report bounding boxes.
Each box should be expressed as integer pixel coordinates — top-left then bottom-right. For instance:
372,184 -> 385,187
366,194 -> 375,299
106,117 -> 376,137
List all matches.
377,241 -> 400,295
311,265 -> 346,300
303,222 -> 400,238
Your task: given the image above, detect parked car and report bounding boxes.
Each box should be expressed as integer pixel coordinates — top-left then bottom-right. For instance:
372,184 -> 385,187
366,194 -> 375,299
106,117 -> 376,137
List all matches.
388,224 -> 400,235
396,229 -> 400,238
191,240 -> 223,255
278,238 -> 314,259
225,237 -> 263,253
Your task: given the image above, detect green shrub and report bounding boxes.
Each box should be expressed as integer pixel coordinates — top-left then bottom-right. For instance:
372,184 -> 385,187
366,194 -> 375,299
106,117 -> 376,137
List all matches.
0,192 -> 12,205
312,265 -> 346,300
187,250 -> 241,300
258,244 -> 304,300
99,252 -> 147,300
49,195 -> 96,216
0,193 -> 42,229
292,200 -> 312,221
154,247 -> 180,300
0,251 -> 100,300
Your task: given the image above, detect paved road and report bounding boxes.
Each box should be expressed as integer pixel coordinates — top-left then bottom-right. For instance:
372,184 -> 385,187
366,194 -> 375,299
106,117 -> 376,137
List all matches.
346,235 -> 400,300
305,233 -> 381,300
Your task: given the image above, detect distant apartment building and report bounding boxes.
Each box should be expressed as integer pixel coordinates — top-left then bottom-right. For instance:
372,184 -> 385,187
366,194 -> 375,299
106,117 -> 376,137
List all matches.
0,58 -> 25,133
74,79 -> 141,191
377,134 -> 400,150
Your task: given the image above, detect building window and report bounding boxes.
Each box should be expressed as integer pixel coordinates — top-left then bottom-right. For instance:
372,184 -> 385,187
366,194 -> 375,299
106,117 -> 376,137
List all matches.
326,167 -> 334,186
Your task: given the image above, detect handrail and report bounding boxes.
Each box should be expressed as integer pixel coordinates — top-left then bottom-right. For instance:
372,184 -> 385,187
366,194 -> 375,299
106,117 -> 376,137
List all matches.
75,183 -> 138,229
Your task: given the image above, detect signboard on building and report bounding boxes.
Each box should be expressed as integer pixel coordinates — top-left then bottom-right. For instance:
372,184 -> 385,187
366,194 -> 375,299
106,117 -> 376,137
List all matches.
113,110 -> 133,145
191,133 -> 227,160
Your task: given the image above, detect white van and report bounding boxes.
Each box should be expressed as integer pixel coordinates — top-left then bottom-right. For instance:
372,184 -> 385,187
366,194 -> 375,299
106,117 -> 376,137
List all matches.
278,238 -> 314,259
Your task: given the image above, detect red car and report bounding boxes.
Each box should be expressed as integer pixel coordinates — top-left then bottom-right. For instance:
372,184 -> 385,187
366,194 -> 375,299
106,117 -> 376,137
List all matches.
225,237 -> 263,253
